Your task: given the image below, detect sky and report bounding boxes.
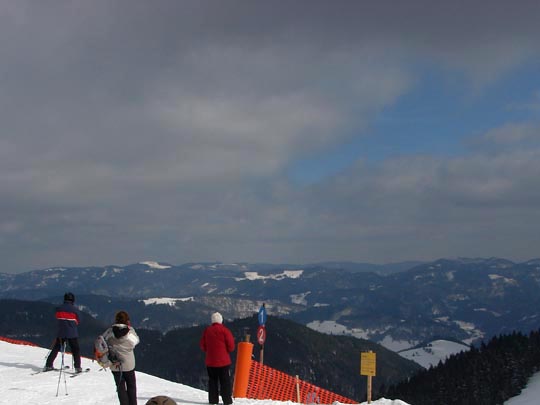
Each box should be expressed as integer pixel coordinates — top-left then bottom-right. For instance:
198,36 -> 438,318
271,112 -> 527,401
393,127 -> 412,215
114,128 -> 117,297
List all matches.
2,1 -> 540,273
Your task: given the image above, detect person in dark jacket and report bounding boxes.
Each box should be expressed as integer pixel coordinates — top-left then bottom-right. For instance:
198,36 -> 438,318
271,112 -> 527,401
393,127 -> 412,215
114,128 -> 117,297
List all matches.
44,292 -> 82,372
102,310 -> 140,405
200,312 -> 235,405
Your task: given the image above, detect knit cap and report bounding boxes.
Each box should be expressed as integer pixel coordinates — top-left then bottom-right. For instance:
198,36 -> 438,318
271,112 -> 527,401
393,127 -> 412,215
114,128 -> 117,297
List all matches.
211,312 -> 223,324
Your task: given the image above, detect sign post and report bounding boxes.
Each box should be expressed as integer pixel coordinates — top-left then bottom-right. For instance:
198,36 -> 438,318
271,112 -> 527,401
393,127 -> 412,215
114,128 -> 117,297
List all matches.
360,351 -> 376,404
257,304 -> 267,364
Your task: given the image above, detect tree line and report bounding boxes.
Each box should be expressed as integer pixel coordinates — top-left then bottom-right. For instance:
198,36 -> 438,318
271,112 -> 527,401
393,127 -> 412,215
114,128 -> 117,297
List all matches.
383,329 -> 540,405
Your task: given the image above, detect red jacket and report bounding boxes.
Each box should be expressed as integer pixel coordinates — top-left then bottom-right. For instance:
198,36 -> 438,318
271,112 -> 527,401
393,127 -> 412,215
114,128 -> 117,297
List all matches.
200,323 -> 235,367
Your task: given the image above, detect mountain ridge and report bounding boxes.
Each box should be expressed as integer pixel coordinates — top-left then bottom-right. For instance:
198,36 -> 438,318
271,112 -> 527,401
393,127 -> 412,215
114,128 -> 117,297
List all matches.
2,257 -> 540,351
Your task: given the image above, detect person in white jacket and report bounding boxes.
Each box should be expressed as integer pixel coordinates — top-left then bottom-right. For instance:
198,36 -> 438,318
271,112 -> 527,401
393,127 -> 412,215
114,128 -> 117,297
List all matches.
102,311 -> 140,405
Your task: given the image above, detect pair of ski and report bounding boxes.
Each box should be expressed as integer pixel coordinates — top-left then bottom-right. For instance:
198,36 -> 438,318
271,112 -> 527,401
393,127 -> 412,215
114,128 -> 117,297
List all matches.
31,365 -> 70,375
32,366 -> 90,377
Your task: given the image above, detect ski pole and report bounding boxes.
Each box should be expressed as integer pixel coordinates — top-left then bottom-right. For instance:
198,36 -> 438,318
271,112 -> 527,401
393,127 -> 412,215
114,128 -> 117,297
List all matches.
62,341 -> 68,395
56,340 -> 68,397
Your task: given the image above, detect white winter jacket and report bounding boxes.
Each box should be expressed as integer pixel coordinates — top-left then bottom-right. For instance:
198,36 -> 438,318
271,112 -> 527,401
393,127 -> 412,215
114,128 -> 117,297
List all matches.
102,323 -> 139,372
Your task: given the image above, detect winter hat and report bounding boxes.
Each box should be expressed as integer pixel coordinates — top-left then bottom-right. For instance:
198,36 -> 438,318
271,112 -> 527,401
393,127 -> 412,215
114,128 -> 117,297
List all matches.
211,312 -> 223,324
145,396 -> 177,405
64,292 -> 75,303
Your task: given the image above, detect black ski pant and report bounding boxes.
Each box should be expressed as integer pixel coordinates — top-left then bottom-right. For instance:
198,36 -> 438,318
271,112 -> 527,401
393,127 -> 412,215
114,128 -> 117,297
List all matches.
112,369 -> 137,405
45,337 -> 81,369
207,365 -> 232,405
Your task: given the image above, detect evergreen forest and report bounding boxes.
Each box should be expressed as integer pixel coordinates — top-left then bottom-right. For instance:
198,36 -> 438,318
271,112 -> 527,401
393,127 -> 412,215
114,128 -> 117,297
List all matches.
383,330 -> 540,405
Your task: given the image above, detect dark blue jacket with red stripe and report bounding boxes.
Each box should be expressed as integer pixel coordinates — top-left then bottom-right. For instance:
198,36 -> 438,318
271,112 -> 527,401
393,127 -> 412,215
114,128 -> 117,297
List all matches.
55,301 -> 80,338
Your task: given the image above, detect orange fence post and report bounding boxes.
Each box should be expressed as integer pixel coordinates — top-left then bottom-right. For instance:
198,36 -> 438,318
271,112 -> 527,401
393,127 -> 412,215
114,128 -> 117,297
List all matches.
233,341 -> 254,398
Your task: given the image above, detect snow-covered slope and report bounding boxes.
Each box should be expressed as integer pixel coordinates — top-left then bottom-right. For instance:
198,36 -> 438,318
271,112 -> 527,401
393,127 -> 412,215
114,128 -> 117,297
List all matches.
398,339 -> 470,368
0,340 -> 407,405
505,372 -> 540,404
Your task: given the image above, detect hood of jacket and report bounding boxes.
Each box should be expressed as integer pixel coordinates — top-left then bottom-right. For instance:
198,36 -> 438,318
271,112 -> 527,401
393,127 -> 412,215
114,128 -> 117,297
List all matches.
112,323 -> 130,339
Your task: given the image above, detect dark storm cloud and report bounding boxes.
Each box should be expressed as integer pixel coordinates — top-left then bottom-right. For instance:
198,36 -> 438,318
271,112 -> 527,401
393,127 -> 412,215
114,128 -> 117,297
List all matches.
1,1 -> 540,272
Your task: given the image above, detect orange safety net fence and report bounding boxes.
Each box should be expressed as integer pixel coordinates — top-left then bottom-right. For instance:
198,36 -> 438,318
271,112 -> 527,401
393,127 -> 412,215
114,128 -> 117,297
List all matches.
246,360 -> 357,404
0,336 -> 38,346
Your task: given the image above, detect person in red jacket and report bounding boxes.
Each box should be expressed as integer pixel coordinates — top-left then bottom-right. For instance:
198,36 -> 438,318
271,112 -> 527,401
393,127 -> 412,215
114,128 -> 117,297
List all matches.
200,312 -> 235,405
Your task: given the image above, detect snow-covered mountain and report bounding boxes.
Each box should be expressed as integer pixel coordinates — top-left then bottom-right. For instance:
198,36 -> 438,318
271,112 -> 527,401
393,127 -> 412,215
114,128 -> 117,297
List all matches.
2,257 -> 540,352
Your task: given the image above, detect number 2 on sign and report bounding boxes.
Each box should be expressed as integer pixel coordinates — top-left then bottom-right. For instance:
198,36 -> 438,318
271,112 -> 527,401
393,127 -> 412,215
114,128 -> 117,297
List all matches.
257,325 -> 266,345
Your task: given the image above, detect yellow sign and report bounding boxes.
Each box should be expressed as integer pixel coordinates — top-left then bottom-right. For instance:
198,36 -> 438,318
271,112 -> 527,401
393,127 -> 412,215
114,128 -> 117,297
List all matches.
360,351 -> 376,376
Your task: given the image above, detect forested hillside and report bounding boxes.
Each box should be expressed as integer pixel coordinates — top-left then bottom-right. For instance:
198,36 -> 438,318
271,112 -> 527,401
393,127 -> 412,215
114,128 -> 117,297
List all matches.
384,330 -> 540,405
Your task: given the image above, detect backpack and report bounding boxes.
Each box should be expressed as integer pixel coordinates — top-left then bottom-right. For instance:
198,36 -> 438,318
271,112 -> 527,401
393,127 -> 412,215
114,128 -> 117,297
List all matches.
94,335 -> 118,368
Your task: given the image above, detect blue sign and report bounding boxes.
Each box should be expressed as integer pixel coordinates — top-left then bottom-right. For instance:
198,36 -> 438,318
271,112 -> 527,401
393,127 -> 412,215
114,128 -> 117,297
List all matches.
258,305 -> 267,326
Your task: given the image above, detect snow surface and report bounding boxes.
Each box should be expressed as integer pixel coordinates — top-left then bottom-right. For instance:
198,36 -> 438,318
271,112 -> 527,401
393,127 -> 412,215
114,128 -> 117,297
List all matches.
141,297 -> 194,306
0,340 -> 407,405
290,292 -> 311,305
238,270 -> 304,281
398,340 -> 470,369
307,321 -> 414,352
0,340 -> 537,404
139,261 -> 171,269
505,372 -> 540,404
